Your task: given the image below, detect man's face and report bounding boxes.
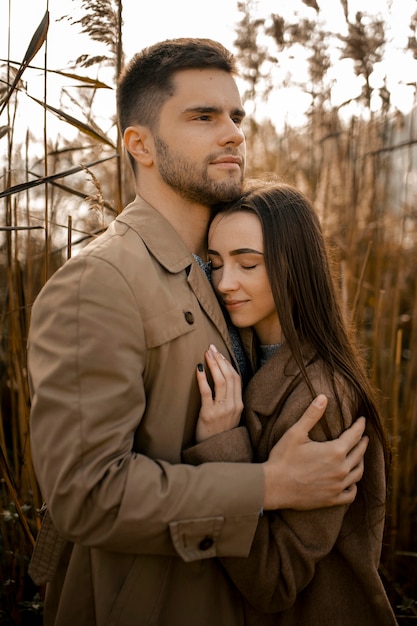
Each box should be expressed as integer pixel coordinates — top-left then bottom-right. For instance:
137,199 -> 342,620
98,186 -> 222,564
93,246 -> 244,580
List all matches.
154,69 -> 246,206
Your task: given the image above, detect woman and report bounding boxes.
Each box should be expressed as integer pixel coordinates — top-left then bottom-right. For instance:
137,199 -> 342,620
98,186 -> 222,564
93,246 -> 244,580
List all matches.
183,181 -> 397,625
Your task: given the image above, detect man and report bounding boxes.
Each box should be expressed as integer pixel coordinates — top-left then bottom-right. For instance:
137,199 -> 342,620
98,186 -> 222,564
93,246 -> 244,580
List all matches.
28,39 -> 368,626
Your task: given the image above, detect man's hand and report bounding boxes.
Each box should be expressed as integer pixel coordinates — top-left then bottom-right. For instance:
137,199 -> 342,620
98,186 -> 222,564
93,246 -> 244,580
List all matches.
262,394 -> 368,511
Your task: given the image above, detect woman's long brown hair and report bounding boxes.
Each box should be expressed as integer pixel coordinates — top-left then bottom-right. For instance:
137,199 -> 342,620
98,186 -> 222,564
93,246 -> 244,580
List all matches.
216,180 -> 391,474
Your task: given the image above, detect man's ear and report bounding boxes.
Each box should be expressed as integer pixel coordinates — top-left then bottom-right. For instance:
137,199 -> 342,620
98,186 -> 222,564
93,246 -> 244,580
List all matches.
124,125 -> 154,166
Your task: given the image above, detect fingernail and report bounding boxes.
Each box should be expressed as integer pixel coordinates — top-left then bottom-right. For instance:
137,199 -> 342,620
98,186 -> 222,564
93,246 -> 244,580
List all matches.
313,394 -> 327,408
197,363 -> 203,372
209,344 -> 225,359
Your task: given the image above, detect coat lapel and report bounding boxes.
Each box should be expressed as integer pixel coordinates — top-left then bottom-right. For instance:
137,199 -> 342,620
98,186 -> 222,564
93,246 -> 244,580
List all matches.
243,343 -> 317,448
117,196 -> 236,366
186,261 -> 235,358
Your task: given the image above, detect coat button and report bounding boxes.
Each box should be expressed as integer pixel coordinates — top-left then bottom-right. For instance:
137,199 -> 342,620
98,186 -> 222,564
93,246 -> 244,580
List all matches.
184,311 -> 194,325
198,536 -> 214,551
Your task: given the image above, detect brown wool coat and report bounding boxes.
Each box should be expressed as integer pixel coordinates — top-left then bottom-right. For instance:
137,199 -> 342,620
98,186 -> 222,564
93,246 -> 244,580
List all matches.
183,340 -> 398,626
27,196 -> 264,626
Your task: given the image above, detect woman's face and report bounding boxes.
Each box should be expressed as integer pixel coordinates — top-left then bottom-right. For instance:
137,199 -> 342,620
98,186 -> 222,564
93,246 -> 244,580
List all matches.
208,211 -> 282,345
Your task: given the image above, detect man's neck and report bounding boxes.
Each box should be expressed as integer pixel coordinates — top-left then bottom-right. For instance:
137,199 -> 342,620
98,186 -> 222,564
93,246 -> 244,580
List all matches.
137,184 -> 211,257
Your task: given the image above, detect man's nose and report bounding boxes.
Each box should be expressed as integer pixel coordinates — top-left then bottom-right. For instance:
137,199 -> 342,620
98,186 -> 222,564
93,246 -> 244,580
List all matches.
218,118 -> 245,147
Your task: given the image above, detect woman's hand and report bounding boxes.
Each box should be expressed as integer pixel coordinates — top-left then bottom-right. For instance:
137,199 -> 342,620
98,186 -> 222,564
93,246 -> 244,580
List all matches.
195,344 -> 243,443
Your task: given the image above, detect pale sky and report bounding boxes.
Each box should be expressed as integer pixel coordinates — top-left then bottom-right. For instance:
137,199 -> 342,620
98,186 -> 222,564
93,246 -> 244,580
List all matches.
3,0 -> 239,66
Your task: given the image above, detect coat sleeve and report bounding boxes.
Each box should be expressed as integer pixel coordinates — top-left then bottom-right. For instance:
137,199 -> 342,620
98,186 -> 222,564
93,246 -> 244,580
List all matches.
182,427 -> 253,464
28,253 -> 263,560
220,377 -> 356,612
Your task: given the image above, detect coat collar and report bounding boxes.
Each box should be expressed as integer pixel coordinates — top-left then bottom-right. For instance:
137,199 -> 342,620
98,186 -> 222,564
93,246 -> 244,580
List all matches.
244,339 -> 317,415
242,340 -> 318,449
117,195 -> 192,274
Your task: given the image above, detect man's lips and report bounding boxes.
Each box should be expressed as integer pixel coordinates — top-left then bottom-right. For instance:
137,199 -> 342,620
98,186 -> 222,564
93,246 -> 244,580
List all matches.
210,155 -> 242,168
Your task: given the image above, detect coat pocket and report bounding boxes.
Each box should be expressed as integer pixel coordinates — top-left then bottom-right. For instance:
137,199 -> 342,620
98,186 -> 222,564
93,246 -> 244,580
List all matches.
143,304 -> 197,349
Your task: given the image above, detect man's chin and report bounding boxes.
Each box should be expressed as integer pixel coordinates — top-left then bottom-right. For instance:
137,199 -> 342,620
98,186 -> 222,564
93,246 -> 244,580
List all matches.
211,178 -> 243,202
210,190 -> 242,213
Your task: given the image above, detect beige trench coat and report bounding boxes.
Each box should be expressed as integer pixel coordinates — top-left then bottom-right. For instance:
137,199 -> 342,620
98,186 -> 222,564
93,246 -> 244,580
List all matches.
28,196 -> 264,626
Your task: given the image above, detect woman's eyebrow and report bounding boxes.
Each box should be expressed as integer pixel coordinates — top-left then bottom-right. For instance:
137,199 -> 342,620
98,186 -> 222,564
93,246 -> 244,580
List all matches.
208,248 -> 264,256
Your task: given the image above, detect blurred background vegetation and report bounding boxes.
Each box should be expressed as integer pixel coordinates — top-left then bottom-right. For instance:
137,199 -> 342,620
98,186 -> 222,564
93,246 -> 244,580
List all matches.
1,0 -> 417,623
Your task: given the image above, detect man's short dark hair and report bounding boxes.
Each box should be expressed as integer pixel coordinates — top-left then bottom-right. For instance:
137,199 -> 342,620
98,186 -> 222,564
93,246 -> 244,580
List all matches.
117,38 -> 237,135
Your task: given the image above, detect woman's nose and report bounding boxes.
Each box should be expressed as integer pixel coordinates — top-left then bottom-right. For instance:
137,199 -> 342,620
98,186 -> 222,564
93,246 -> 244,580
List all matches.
215,267 -> 238,293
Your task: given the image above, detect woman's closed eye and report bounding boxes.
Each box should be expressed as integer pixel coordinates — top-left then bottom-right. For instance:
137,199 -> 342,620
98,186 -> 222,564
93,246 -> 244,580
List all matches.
210,262 -> 259,272
208,247 -> 264,272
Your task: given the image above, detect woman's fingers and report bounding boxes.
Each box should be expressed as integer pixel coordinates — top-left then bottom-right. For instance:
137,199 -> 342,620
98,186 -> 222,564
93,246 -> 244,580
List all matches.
196,362 -> 214,404
194,345 -> 243,442
205,345 -> 228,401
206,344 -> 243,405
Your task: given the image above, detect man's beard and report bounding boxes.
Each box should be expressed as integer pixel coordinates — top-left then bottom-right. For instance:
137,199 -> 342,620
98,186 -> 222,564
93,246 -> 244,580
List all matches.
154,136 -> 244,207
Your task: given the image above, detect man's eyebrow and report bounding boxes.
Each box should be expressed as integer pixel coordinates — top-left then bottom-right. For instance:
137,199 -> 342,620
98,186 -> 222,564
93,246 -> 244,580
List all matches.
184,106 -> 246,118
208,248 -> 263,256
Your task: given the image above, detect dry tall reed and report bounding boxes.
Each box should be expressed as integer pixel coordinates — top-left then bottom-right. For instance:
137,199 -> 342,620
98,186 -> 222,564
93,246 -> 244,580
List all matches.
1,0 -> 416,622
